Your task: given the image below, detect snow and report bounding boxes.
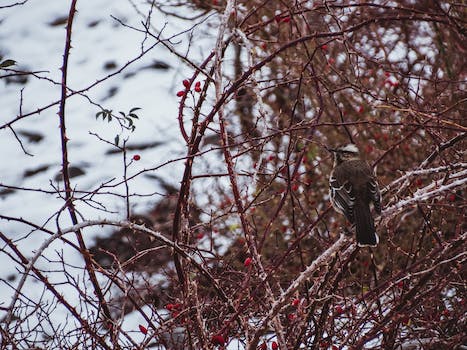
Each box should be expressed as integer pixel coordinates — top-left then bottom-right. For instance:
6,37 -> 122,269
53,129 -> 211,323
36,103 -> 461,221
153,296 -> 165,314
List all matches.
0,0 -> 220,232
1,2 -> 440,349
0,1 -> 226,348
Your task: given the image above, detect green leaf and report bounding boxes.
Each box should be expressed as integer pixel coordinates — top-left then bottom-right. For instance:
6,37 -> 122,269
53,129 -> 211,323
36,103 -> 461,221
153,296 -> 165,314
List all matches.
0,59 -> 16,68
125,117 -> 134,127
119,111 -> 126,117
129,107 -> 141,113
114,134 -> 120,146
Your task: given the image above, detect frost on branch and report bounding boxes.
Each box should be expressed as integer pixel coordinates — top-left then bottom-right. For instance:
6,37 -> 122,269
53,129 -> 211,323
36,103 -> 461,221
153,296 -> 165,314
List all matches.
1,1 -> 465,349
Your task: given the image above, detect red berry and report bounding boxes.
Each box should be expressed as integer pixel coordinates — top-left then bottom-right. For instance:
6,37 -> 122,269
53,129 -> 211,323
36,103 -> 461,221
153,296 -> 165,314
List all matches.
401,316 -> 410,325
365,145 -> 373,154
182,79 -> 190,88
259,343 -> 267,350
447,193 -> 456,202
244,257 -> 252,267
358,105 -> 364,113
196,232 -> 205,239
384,71 -> 391,77
328,58 -> 335,65
335,305 -> 344,315
133,154 -> 141,161
275,15 -> 291,23
138,324 -> 148,334
397,281 -> 404,288
321,44 -> 328,50
271,341 -> 278,350
291,183 -> 299,191
211,334 -> 225,346
165,303 -> 181,311
176,90 -> 185,97
292,298 -> 300,307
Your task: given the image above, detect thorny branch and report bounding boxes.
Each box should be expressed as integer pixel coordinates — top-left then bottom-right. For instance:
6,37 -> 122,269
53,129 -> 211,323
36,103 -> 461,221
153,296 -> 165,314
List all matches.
1,1 -> 465,349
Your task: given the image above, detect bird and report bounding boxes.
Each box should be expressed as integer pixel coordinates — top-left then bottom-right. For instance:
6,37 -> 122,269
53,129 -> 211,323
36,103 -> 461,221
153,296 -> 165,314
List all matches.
328,143 -> 381,247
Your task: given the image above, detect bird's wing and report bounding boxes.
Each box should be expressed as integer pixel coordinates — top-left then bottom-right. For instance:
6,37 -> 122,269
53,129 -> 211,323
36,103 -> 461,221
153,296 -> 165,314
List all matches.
329,175 -> 355,222
368,176 -> 381,214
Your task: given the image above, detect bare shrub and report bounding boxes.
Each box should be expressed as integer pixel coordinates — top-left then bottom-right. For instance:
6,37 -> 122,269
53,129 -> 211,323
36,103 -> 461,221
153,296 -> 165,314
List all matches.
1,1 -> 465,349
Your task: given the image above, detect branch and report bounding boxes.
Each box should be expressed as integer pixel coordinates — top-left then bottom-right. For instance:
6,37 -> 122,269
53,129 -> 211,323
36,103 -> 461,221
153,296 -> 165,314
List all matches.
57,0 -> 114,334
248,234 -> 352,350
61,219 -> 232,305
383,168 -> 467,217
0,231 -> 112,350
383,162 -> 467,194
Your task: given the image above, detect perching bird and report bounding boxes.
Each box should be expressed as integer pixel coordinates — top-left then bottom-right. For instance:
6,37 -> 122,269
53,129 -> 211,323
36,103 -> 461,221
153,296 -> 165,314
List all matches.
328,143 -> 381,246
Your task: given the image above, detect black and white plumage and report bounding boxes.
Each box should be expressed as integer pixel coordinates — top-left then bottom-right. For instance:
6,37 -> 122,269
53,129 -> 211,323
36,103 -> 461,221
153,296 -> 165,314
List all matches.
328,144 -> 381,247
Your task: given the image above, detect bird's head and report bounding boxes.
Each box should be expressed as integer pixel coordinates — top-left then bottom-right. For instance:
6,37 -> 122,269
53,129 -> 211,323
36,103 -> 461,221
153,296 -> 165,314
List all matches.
328,143 -> 360,165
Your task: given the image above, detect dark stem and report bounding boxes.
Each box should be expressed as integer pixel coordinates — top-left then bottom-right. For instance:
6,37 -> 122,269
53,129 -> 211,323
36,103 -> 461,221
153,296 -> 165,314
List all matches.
58,0 -> 115,342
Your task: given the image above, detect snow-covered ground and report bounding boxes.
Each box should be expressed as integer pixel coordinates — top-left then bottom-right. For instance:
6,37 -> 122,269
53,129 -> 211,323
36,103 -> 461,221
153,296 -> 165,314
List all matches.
1,0 -> 213,232
0,1 -> 232,348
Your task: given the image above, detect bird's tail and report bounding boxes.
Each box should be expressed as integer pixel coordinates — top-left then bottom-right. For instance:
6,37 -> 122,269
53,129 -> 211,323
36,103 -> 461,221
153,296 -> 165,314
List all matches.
354,200 -> 379,247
